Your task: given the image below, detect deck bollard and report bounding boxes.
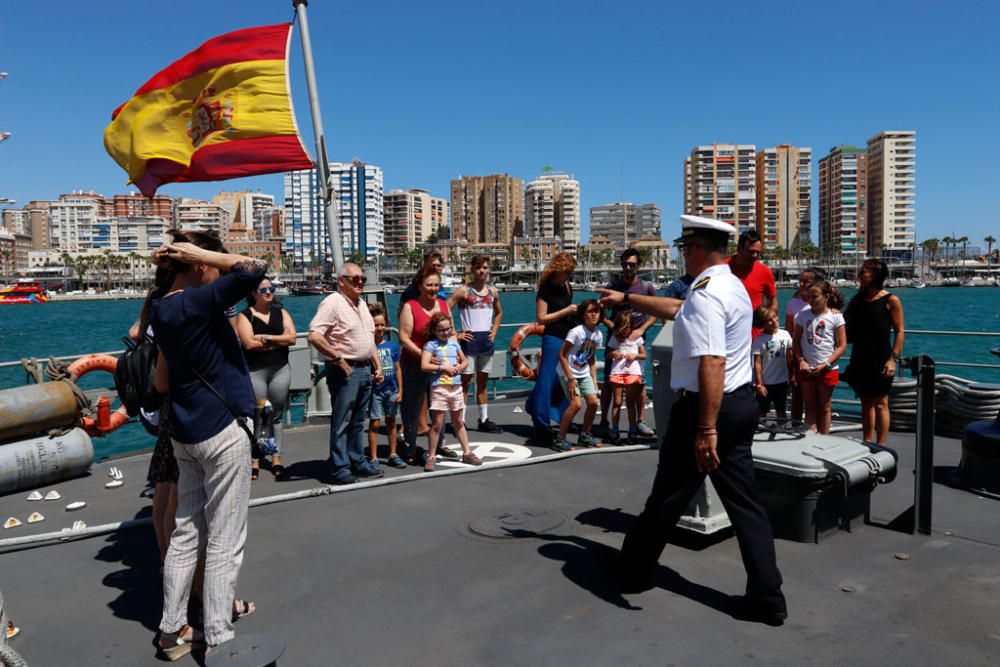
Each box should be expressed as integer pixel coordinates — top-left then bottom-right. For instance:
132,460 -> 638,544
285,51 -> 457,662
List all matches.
204,633 -> 285,667
904,354 -> 935,535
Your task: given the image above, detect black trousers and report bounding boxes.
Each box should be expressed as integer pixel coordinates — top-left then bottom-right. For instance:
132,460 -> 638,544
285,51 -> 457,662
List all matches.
620,386 -> 786,612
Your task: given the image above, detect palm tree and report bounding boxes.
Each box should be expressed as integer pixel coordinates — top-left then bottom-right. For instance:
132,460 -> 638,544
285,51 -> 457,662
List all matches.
73,255 -> 91,290
127,252 -> 140,291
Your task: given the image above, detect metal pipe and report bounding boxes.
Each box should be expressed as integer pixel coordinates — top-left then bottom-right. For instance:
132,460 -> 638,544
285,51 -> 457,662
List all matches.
906,354 -> 936,535
291,0 -> 345,271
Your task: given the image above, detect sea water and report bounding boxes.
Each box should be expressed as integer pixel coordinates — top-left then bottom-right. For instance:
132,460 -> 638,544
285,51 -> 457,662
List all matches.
2,287 -> 999,460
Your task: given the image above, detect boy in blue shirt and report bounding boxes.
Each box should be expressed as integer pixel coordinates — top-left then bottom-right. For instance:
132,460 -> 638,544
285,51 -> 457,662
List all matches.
368,304 -> 405,469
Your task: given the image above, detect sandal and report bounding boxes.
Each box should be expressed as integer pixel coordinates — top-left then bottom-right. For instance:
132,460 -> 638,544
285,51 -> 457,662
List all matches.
271,464 -> 285,479
232,599 -> 256,622
158,625 -> 203,662
251,467 -> 259,481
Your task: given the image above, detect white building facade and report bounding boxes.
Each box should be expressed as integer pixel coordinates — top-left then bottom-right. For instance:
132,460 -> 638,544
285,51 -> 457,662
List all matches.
524,171 -> 580,253
866,130 -> 916,256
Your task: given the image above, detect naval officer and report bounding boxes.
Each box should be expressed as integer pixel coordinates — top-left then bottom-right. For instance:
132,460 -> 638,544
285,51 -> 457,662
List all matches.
597,214 -> 787,625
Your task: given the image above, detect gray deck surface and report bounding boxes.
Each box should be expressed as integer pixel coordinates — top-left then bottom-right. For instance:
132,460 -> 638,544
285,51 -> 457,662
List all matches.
1,400 -> 998,666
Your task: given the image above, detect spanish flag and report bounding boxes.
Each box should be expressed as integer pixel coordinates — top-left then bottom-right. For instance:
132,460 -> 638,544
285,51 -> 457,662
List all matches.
104,23 -> 314,197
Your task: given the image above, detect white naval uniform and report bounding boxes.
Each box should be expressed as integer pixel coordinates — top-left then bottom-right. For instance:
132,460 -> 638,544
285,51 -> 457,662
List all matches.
671,263 -> 753,393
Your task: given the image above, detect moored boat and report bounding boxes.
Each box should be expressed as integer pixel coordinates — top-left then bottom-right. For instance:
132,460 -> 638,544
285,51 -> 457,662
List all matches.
0,279 -> 48,304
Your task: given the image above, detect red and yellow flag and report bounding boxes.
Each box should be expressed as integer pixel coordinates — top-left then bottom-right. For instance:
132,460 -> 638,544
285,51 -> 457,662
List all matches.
104,23 -> 314,197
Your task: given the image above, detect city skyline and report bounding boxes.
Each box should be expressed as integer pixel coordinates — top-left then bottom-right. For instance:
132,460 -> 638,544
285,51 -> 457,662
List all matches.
2,2 -> 997,243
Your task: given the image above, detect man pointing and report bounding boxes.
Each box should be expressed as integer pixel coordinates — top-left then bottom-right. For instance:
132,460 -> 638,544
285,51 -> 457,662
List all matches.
596,214 -> 787,625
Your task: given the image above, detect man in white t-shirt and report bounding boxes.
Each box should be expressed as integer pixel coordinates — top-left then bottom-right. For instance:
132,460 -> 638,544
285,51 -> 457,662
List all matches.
751,308 -> 794,420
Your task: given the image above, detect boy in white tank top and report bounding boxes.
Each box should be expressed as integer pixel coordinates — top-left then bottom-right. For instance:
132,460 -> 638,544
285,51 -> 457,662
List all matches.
447,254 -> 504,433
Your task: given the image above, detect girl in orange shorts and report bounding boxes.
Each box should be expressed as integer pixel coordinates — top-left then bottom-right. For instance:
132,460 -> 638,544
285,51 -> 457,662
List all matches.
605,311 -> 646,444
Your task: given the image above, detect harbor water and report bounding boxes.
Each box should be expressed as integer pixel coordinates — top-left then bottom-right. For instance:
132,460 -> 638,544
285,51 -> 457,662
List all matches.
2,287 -> 1000,460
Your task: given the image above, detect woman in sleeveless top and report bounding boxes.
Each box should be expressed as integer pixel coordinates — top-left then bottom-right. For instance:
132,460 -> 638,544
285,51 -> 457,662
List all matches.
397,267 -> 451,463
844,259 -> 905,444
237,277 -> 297,478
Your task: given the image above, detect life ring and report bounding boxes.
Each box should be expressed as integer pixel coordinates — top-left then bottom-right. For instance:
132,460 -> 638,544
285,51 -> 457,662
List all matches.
509,323 -> 545,381
68,354 -> 119,380
68,355 -> 129,435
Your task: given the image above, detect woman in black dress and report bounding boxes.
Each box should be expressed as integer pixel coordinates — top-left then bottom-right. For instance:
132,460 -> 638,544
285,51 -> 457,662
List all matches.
844,259 -> 905,444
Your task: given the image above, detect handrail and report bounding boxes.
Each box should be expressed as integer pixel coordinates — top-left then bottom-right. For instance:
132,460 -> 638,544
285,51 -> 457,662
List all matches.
3,325 -> 1000,373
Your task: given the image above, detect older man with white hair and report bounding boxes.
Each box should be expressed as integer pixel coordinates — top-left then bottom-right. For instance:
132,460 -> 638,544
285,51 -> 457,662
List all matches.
309,263 -> 384,484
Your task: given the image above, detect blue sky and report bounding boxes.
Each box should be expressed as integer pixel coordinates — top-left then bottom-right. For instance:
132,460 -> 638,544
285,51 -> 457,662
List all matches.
1,0 -> 997,246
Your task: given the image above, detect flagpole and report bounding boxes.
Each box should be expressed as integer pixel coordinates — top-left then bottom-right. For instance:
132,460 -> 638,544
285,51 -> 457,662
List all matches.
292,0 -> 345,271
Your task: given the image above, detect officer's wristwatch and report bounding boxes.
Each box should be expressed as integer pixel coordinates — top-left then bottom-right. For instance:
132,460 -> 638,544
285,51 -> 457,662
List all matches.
622,292 -> 631,307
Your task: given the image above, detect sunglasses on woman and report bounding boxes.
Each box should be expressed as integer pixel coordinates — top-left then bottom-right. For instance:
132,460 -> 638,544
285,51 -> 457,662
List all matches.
258,286 -> 275,294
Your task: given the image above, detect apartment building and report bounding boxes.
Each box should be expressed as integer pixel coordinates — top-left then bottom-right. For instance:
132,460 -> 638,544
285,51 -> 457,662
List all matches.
108,193 -> 175,221
589,202 -> 661,248
175,199 -> 231,238
818,145 -> 867,257
866,131 -> 916,256
284,168 -> 324,266
756,145 -> 812,251
329,161 -> 384,260
683,144 -> 757,234
213,190 -> 276,240
383,189 -> 449,255
524,171 -> 580,252
2,204 -> 51,250
450,174 -> 524,245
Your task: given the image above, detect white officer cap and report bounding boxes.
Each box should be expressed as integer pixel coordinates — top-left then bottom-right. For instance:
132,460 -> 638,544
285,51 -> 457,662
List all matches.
674,215 -> 736,245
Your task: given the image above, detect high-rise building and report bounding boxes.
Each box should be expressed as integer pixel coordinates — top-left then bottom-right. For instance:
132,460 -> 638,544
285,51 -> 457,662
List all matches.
756,145 -> 812,250
866,131 -> 916,256
383,189 -> 449,256
450,174 -> 524,245
818,145 -> 867,257
589,202 -> 661,248
683,144 -> 757,234
524,171 -> 580,252
284,168 -> 323,266
329,161 -> 384,260
3,204 -> 51,251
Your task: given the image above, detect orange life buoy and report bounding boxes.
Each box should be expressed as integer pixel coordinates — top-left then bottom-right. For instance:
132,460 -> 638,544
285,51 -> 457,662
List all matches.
68,355 -> 130,436
68,354 -> 119,380
509,323 -> 545,381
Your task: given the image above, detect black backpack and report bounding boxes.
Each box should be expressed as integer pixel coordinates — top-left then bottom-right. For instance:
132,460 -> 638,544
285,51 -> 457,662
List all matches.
115,335 -> 164,417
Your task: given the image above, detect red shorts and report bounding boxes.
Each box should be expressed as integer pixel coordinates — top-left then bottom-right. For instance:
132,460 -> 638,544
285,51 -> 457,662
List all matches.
797,367 -> 839,387
609,374 -> 643,385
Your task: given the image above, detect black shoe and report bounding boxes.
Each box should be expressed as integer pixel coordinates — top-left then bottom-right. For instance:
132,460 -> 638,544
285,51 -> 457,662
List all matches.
478,419 -> 502,434
592,422 -> 610,438
331,472 -> 358,485
729,595 -> 787,626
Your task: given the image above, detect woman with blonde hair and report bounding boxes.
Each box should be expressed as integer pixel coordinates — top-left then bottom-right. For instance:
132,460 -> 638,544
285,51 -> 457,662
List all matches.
525,252 -> 579,437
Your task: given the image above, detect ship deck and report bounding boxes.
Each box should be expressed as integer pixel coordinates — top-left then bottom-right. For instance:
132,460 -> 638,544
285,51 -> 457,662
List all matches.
1,400 -> 998,666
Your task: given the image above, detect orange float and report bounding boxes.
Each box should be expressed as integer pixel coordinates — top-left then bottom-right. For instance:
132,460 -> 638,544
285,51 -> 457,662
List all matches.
508,323 -> 545,381
68,354 -> 130,436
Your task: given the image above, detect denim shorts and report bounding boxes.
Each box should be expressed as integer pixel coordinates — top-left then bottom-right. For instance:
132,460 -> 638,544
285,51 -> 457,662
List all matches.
369,390 -> 399,421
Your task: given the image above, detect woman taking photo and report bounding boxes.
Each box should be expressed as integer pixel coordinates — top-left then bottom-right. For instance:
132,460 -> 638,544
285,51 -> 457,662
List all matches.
237,277 -> 297,479
397,266 -> 451,463
525,252 -> 578,436
844,259 -> 905,444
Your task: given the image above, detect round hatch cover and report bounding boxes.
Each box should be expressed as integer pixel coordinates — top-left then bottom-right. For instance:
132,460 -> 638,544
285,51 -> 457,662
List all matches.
467,508 -> 566,539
